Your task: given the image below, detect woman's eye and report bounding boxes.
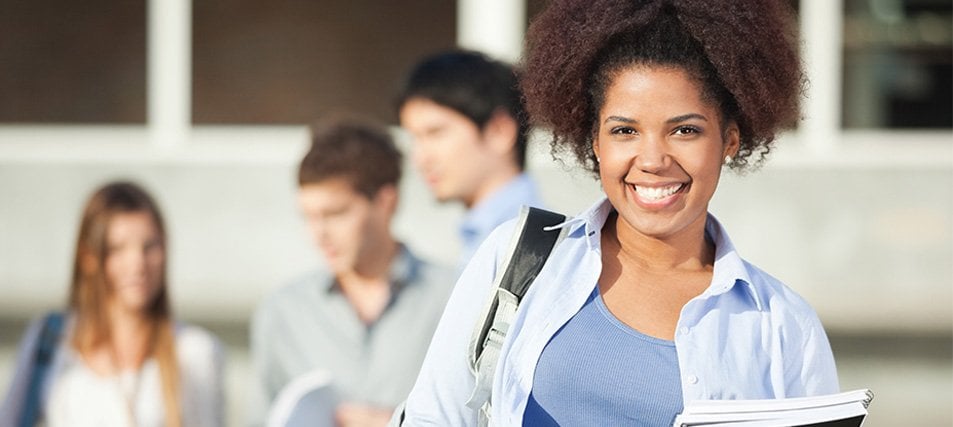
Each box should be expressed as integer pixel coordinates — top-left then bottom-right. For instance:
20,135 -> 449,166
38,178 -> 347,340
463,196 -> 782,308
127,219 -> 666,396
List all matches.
610,126 -> 636,135
674,126 -> 700,135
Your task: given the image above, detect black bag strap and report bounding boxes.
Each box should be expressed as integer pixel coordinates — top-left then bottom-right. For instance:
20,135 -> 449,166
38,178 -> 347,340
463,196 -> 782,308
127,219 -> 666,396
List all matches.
19,311 -> 64,427
473,207 -> 566,363
389,207 -> 568,427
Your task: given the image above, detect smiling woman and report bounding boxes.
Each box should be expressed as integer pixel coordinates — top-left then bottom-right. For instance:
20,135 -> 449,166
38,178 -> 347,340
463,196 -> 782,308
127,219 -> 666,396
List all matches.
593,66 -> 738,245
393,1 -> 841,426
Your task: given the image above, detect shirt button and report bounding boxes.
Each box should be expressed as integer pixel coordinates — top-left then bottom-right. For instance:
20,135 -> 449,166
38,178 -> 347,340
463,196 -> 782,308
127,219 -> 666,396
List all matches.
679,326 -> 690,335
687,375 -> 698,385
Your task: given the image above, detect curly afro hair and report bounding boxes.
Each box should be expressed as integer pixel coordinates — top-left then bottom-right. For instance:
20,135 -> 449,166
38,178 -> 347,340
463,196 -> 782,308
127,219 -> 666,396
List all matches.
521,0 -> 804,175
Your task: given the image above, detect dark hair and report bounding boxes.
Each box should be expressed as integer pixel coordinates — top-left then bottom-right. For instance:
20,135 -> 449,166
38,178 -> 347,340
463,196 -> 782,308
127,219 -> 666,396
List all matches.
521,0 -> 804,175
299,115 -> 402,198
396,49 -> 530,170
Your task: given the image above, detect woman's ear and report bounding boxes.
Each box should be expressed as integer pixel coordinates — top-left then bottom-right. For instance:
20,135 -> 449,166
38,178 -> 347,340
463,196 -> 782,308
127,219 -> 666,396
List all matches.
723,121 -> 741,159
591,120 -> 603,160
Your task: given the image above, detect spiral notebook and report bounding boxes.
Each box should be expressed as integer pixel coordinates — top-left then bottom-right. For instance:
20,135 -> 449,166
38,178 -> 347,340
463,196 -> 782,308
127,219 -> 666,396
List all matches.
673,389 -> 874,427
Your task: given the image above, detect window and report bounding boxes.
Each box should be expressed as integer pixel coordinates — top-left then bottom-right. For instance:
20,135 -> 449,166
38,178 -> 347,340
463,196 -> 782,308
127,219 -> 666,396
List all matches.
191,0 -> 456,124
842,0 -> 952,129
0,0 -> 147,123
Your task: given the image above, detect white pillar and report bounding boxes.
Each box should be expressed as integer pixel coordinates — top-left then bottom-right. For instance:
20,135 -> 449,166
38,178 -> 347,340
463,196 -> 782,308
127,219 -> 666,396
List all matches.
148,0 -> 191,149
800,0 -> 843,154
456,0 -> 526,64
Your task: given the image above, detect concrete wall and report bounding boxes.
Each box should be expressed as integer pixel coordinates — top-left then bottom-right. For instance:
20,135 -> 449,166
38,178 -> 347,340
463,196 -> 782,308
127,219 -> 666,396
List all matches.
0,127 -> 950,335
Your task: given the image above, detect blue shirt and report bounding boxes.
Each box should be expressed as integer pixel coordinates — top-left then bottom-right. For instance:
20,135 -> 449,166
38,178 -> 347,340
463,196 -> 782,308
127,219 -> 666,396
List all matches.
523,287 -> 683,426
400,197 -> 839,426
459,173 -> 543,269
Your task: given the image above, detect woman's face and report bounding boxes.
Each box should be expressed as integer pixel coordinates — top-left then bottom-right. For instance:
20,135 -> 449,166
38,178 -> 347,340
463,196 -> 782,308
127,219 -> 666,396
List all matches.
593,65 -> 738,241
104,211 -> 165,313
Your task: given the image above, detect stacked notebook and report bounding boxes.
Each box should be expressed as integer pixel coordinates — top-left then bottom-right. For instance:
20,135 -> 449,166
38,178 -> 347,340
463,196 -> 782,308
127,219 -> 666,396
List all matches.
673,389 -> 874,427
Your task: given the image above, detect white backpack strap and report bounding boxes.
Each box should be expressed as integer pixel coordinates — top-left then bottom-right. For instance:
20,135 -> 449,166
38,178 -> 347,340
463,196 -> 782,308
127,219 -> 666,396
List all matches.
465,287 -> 518,412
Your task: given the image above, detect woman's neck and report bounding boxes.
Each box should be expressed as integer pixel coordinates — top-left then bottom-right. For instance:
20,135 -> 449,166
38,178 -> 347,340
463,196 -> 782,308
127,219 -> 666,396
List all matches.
105,303 -> 154,370
609,212 -> 714,274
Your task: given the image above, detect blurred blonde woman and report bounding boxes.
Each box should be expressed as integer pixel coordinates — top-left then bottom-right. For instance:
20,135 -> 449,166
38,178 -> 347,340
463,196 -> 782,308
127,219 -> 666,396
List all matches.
1,181 -> 224,427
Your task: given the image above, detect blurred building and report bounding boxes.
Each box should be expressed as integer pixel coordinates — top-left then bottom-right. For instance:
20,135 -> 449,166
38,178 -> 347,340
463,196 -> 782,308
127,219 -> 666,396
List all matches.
0,1 -> 950,426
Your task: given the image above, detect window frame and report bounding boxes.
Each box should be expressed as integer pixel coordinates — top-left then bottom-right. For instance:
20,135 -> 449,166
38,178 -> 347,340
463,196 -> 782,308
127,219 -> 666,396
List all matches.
0,0 -> 949,168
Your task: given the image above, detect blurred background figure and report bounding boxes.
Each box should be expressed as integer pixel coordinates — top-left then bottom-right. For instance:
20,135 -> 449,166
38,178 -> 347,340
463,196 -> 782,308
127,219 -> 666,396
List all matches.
247,115 -> 454,427
397,50 -> 545,268
0,181 -> 225,427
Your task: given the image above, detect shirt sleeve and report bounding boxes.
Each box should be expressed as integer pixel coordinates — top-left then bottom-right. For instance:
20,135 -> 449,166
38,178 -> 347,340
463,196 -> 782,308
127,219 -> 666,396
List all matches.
400,222 -> 515,426
0,316 -> 46,426
789,311 -> 840,396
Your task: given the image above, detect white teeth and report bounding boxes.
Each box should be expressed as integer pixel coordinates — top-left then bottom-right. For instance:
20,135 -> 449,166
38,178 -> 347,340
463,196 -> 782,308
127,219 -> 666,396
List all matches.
634,183 -> 682,200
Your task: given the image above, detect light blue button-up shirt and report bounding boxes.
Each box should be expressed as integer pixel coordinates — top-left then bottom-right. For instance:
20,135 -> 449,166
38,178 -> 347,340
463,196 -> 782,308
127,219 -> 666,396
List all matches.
401,197 -> 839,426
458,173 -> 543,270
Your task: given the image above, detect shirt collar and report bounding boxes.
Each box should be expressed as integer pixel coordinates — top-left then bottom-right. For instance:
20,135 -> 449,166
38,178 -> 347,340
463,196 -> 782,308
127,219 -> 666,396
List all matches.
544,197 -> 613,247
704,215 -> 763,311
547,197 -> 763,311
323,243 -> 420,294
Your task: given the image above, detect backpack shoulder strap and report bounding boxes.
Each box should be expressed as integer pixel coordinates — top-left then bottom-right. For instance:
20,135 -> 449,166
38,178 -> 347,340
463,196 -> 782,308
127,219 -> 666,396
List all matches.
19,311 -> 65,427
472,207 -> 567,361
465,206 -> 567,423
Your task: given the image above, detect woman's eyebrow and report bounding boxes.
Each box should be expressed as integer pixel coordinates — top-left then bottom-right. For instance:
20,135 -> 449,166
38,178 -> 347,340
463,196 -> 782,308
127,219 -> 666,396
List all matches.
603,113 -> 709,124
667,113 -> 708,124
603,115 -> 637,124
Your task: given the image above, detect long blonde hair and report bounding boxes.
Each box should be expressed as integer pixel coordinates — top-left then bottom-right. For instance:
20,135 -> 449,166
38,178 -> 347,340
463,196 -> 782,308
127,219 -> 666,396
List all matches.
67,181 -> 181,427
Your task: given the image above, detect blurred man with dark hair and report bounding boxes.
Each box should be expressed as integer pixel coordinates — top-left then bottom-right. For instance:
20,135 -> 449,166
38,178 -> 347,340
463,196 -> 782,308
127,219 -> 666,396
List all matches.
248,115 -> 454,427
397,50 -> 544,268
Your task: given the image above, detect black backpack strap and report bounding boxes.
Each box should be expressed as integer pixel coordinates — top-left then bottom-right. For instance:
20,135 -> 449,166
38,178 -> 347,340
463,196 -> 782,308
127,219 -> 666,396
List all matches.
389,207 -> 568,427
20,311 -> 64,427
473,207 -> 567,360
465,207 -> 567,424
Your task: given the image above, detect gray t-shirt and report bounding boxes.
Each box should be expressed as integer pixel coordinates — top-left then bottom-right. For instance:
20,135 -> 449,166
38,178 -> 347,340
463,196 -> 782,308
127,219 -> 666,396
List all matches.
247,244 -> 455,426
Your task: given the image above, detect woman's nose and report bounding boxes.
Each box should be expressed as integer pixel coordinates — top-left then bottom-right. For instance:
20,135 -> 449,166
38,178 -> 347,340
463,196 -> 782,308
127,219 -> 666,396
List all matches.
634,136 -> 670,173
